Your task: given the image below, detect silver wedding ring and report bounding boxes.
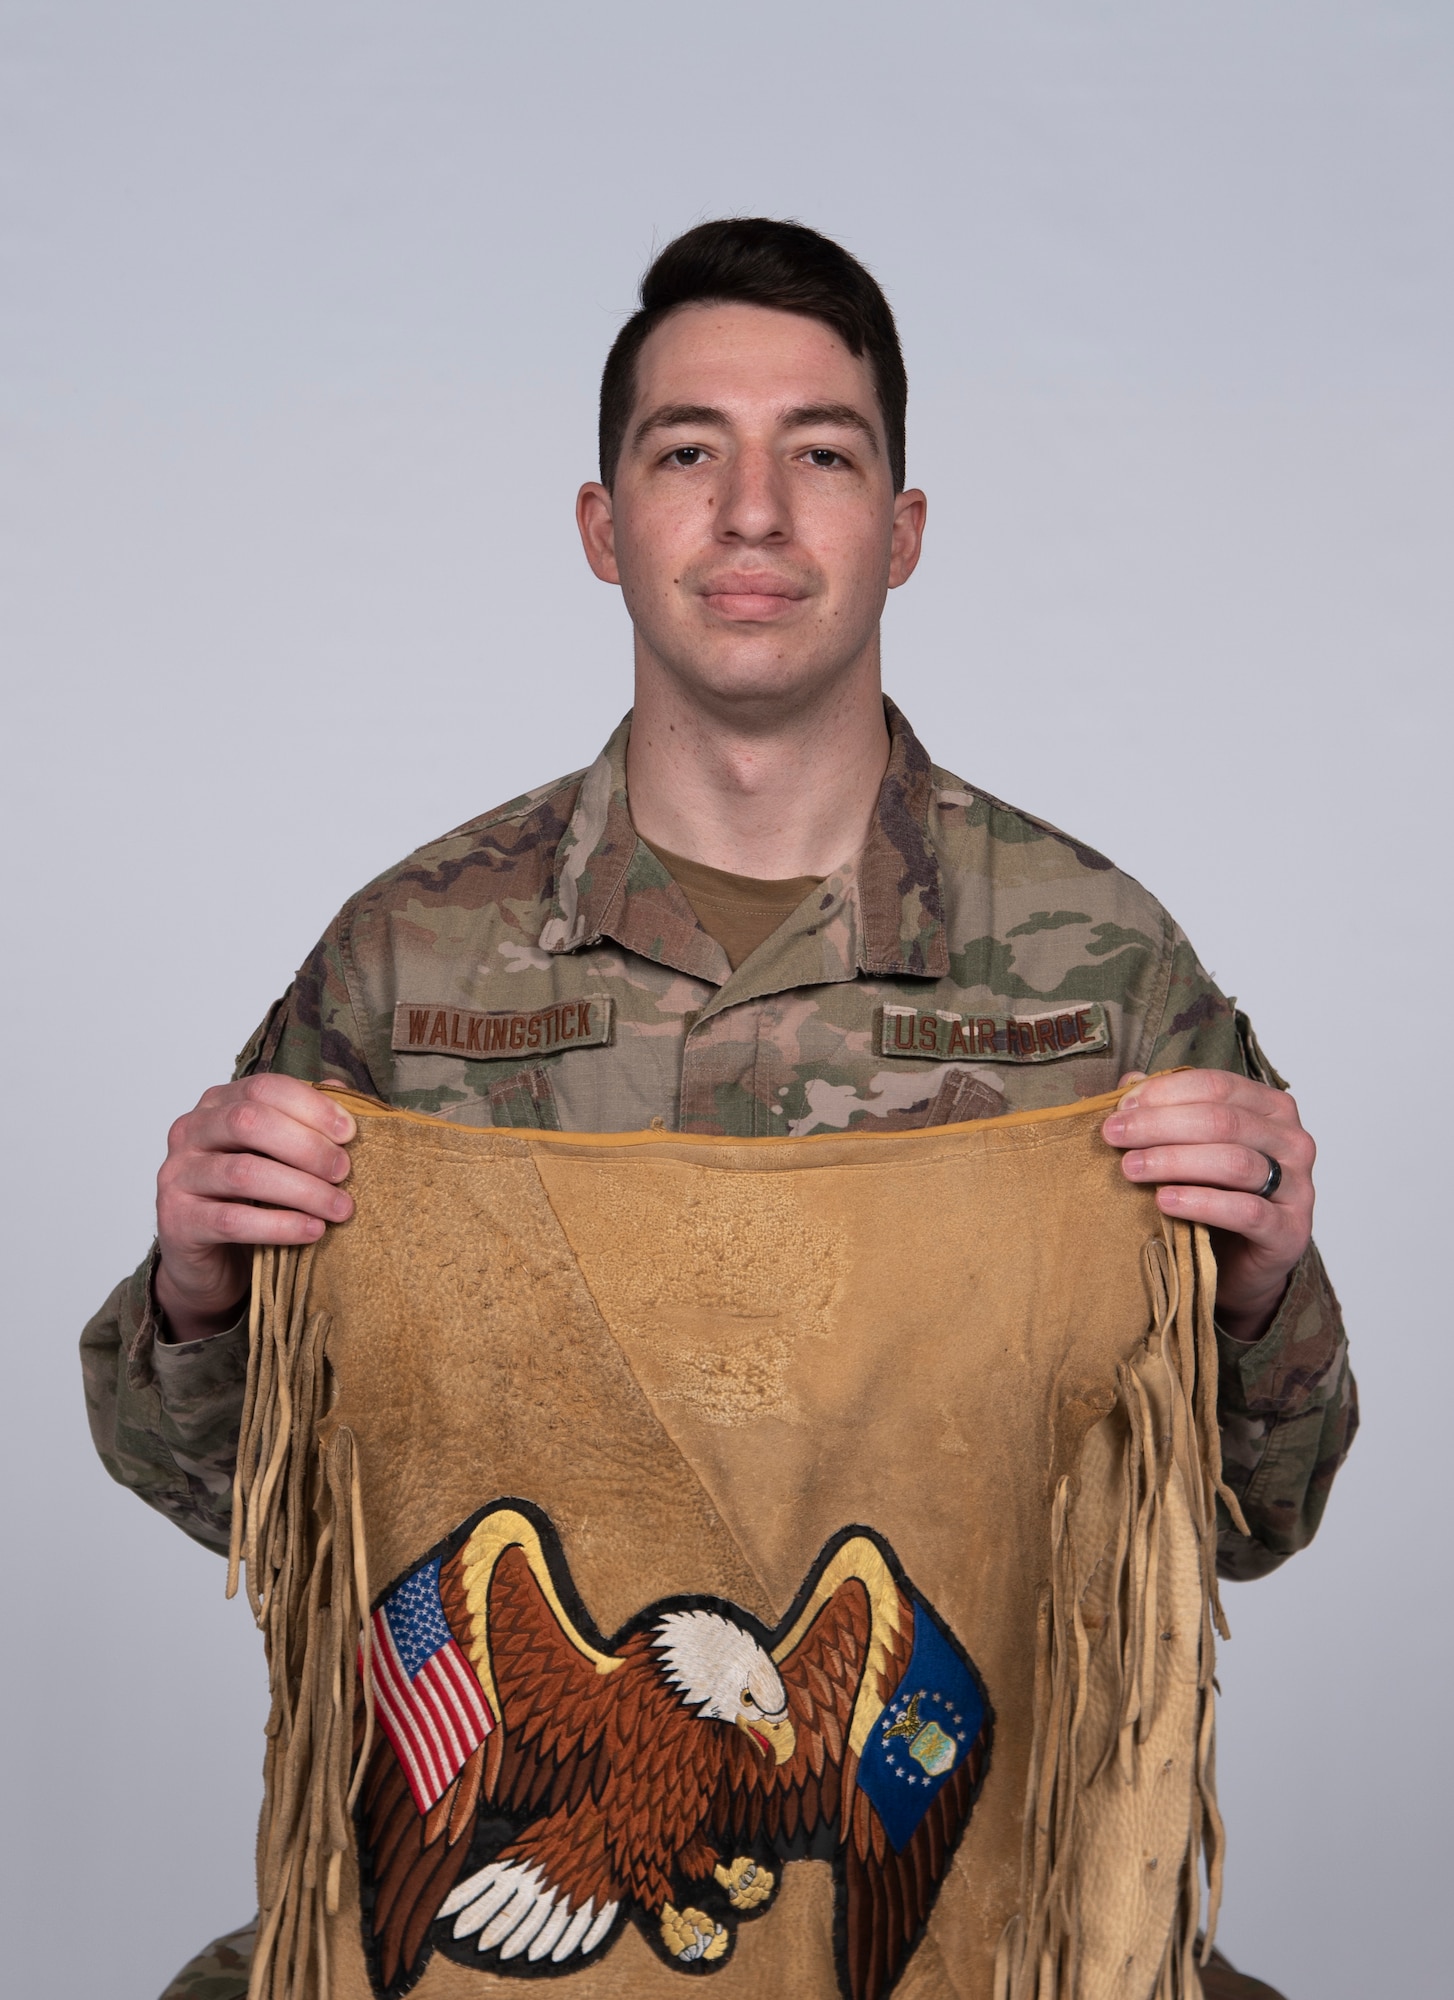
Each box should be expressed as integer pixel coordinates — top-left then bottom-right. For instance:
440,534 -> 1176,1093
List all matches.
1256,1154 -> 1282,1200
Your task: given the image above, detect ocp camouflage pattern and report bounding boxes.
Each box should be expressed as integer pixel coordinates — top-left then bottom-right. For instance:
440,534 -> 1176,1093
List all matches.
157,1920 -> 254,2000
80,703 -> 1355,1579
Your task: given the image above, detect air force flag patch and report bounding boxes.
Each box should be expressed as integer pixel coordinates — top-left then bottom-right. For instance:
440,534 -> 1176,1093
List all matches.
856,1603 -> 989,1852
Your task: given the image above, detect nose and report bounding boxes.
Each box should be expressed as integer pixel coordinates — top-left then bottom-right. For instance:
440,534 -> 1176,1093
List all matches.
714,443 -> 790,546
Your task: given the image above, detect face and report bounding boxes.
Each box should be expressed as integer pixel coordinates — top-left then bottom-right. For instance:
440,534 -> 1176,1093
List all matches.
577,303 -> 925,719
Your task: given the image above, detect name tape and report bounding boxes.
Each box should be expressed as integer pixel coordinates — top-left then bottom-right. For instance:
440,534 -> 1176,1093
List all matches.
392,998 -> 614,1062
879,1002 -> 1109,1064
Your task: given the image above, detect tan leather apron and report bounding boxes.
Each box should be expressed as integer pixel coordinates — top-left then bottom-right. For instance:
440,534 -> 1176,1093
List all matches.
229,1087 -> 1242,2000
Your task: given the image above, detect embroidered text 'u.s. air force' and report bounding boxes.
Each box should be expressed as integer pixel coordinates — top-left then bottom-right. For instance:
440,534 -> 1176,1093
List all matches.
878,1002 -> 1109,1064
392,998 -> 614,1061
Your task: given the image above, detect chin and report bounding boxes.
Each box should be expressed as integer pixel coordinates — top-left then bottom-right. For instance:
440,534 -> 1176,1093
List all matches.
662,641 -> 864,715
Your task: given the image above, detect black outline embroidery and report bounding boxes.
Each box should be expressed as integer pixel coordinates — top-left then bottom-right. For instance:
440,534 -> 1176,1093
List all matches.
356,1500 -> 993,1999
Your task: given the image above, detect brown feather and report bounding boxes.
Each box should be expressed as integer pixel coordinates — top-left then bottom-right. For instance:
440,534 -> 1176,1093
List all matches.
447,1748 -> 481,1843
421,1790 -> 452,1849
922,1777 -> 945,1880
476,1546 -> 617,1818
882,1834 -> 907,1948
861,1849 -> 886,2000
389,1835 -> 462,1963
370,1775 -> 423,1884
853,1785 -> 873,1860
355,1520 -> 637,1996
842,1723 -> 987,2000
366,1766 -> 477,1987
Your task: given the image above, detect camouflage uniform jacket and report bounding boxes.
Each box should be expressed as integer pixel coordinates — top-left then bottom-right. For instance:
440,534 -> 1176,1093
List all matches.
82,703 -> 1355,1581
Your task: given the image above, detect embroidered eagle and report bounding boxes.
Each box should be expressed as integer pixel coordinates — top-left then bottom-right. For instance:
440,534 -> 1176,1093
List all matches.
356,1503 -> 992,2000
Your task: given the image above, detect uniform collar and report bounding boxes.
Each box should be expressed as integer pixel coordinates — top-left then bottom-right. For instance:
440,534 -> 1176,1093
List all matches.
854,698 -> 950,979
537,700 -> 948,984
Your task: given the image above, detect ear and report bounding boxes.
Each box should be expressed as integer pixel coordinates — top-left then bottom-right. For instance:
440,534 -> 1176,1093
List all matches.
576,482 -> 620,585
887,487 -> 927,590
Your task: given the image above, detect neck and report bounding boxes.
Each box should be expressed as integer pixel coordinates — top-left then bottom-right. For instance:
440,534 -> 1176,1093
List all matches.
625,643 -> 891,879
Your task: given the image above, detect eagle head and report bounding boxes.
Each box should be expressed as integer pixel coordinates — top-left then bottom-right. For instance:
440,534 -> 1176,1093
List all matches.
652,1609 -> 797,1764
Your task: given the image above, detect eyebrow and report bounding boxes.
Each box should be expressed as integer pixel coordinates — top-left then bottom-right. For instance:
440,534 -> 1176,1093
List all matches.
631,404 -> 729,449
779,404 -> 881,455
631,400 -> 882,456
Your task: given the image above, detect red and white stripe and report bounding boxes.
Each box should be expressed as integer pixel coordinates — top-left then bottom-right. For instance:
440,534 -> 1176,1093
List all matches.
368,1608 -> 495,1813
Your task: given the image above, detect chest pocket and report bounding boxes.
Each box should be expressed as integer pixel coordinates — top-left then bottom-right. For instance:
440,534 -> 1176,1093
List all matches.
922,1069 -> 1006,1125
487,1066 -> 561,1131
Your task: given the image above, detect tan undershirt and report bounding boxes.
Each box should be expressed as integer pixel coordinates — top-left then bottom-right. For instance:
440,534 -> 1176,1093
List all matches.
641,838 -> 825,972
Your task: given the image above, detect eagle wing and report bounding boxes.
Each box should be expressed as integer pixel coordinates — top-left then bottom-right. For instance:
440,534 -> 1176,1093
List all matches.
721,1533 -> 991,2000
356,1508 -> 626,1997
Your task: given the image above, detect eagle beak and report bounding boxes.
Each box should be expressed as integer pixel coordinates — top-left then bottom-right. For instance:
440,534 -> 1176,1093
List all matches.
737,1711 -> 795,1766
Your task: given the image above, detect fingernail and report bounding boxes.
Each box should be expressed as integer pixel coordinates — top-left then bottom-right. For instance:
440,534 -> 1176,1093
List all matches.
331,1153 -> 351,1182
332,1113 -> 355,1140
1103,1115 -> 1124,1140
304,1217 -> 325,1238
1120,1093 -> 1140,1111
331,1194 -> 353,1220
1124,1152 -> 1146,1176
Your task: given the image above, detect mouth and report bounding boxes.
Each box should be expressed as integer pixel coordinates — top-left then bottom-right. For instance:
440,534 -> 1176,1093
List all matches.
698,576 -> 809,622
737,1712 -> 795,1764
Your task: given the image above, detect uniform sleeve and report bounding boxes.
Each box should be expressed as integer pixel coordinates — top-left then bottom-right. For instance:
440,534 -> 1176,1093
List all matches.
80,1248 -> 249,1555
79,919 -> 381,1551
1144,929 -> 1358,1581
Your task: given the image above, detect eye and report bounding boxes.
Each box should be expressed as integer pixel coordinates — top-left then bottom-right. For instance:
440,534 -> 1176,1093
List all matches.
741,1689 -> 756,1707
805,447 -> 845,468
664,445 -> 709,467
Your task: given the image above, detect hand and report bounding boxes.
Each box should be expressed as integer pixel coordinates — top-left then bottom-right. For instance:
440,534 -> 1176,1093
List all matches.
154,1076 -> 356,1343
1101,1068 -> 1315,1344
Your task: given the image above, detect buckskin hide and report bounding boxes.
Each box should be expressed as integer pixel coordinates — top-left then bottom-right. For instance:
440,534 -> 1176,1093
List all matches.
228,1083 -> 1245,2000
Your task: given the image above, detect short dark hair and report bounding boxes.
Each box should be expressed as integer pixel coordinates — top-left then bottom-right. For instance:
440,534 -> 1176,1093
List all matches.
598,218 -> 907,491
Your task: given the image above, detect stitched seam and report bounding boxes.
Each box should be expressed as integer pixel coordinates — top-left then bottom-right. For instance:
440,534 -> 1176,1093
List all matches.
338,904 -> 390,1094
524,1153 -> 779,1614
1131,904 -> 1177,1075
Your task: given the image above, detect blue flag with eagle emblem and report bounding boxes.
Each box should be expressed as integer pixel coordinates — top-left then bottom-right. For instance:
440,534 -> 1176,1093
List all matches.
855,1603 -> 988,1852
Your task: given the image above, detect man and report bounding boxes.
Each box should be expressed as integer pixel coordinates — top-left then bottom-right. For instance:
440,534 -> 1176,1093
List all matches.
85,220 -> 1352,2000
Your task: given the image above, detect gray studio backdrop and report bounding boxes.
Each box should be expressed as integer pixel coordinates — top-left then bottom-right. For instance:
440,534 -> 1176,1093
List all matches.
3,5 -> 1449,1996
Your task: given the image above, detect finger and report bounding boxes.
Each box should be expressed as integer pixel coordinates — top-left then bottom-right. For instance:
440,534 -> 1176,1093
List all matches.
1103,1099 -> 1312,1165
1116,1071 -> 1147,1089
1119,1142 -> 1295,1197
1105,1067 -> 1299,1125
200,1073 -> 356,1143
1149,1181 -> 1308,1249
172,1150 -> 355,1225
173,1198 -> 337,1248
181,1096 -> 354,1185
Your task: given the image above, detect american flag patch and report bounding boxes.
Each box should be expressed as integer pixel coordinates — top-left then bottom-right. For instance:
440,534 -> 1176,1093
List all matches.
368,1557 -> 494,1813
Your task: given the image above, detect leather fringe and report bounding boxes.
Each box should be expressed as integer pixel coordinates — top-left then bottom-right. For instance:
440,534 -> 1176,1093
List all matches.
995,1220 -> 1249,2000
227,1245 -> 374,2000
226,1219 -> 1242,2000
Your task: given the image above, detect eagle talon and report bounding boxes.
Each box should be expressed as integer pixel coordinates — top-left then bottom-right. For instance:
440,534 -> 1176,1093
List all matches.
661,1903 -> 730,1963
713,1857 -> 775,1910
